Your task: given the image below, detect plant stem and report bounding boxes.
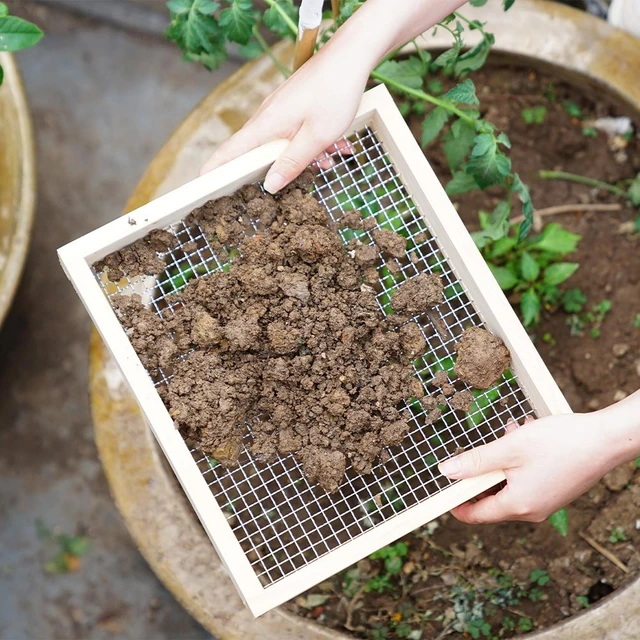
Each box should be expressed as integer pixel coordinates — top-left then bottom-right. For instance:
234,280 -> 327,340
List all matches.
453,10 -> 486,33
263,0 -> 299,37
252,24 -> 290,78
539,170 -> 628,198
370,70 -> 477,125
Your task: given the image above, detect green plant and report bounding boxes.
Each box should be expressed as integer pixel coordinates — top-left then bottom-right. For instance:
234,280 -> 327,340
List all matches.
475,220 -> 581,327
529,568 -> 550,586
575,595 -> 590,609
567,299 -> 612,338
36,521 -> 90,574
165,0 -> 535,241
366,541 -> 408,593
634,313 -> 640,328
609,526 -> 627,544
549,507 -> 568,537
562,99 -> 582,118
521,105 -> 546,125
0,2 -> 43,84
582,126 -> 598,137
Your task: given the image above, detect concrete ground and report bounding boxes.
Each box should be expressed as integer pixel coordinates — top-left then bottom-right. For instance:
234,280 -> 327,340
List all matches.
0,2 -> 243,638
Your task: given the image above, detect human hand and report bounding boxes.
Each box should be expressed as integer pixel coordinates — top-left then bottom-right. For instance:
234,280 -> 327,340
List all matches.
200,45 -> 369,194
438,398 -> 639,524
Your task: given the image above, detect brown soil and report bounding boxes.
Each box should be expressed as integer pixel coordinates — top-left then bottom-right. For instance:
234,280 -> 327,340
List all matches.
103,175 -> 508,493
455,327 -> 511,390
95,229 -> 177,281
289,65 -> 640,638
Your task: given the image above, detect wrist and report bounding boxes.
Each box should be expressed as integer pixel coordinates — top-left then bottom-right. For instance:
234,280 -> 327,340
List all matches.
592,390 -> 640,467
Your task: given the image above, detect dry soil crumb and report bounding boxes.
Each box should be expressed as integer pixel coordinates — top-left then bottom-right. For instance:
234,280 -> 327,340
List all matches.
450,390 -> 474,413
117,172 -> 432,493
454,327 -> 510,390
372,229 -> 407,259
96,229 -> 177,281
339,210 -> 364,230
432,370 -> 455,396
391,273 -> 444,315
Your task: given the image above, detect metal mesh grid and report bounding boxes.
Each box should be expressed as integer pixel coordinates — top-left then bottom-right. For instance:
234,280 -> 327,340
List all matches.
96,126 -> 534,588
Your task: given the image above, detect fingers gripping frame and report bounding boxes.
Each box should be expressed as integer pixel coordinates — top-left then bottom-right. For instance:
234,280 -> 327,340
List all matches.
58,86 -> 571,616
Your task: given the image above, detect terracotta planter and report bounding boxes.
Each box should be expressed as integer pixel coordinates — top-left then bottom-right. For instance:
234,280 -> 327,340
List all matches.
0,54 -> 36,330
90,2 -> 640,638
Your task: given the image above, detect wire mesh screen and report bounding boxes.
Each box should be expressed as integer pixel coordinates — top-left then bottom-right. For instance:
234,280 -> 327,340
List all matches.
95,126 -> 534,588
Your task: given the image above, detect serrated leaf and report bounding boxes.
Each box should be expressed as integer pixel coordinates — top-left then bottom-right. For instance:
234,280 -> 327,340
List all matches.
489,236 -> 516,258
421,107 -> 449,147
0,16 -> 44,52
521,288 -> 541,326
488,264 -> 518,290
445,78 -> 479,106
520,252 -> 540,282
0,3 -> 8,18
167,0 -> 192,15
443,118 -> 476,171
628,172 -> 640,206
543,262 -> 579,285
375,56 -> 426,91
446,170 -> 479,196
549,507 -> 569,537
465,134 -> 511,189
530,223 -> 580,254
513,173 -> 534,241
219,0 -> 257,45
453,34 -> 494,76
264,0 -> 298,39
433,43 -> 461,71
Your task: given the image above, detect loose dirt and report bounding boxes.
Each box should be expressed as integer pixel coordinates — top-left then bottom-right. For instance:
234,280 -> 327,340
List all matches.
100,173 -> 513,493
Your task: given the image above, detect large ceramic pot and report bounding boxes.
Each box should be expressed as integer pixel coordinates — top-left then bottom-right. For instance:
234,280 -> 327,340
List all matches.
0,54 -> 36,331
90,2 -> 640,638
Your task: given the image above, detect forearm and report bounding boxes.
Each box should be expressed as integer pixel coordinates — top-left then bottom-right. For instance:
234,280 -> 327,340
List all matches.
603,389 -> 640,467
318,0 -> 467,79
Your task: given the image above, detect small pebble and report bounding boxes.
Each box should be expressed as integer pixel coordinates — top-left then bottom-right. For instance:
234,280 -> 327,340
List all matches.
613,390 -> 628,402
613,344 -> 630,357
587,398 -> 600,410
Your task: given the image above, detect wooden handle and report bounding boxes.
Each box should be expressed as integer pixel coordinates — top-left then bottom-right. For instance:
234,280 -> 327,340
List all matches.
331,0 -> 340,19
293,26 -> 320,71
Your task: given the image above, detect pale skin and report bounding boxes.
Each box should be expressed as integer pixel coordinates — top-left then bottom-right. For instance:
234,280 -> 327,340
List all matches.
201,0 -> 640,524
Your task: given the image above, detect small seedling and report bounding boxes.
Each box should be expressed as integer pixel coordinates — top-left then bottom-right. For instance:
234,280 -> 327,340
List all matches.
609,526 -> 627,544
575,595 -> 590,608
567,299 -> 612,338
582,126 -> 598,137
522,105 -> 547,125
530,569 -> 550,586
562,100 -> 582,118
366,542 -> 409,594
634,314 -> 640,328
542,332 -> 556,345
37,521 -> 90,574
518,617 -> 534,632
549,507 -> 569,537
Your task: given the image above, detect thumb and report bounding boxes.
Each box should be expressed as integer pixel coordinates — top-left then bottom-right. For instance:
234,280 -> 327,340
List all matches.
438,435 -> 514,480
264,124 -> 330,194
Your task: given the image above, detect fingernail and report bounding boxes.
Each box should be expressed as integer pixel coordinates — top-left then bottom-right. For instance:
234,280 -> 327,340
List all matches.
439,457 -> 461,478
264,170 -> 286,194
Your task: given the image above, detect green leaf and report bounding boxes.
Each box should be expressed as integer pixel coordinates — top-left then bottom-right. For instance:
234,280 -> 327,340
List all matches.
520,252 -> 540,282
59,534 -> 90,557
469,0 -> 489,5
549,507 -> 569,537
0,16 -> 44,52
0,64 -> 3,86
530,223 -> 581,254
504,0 -> 516,9
376,56 -> 427,91
562,99 -> 582,118
453,33 -> 494,76
521,288 -> 541,326
0,3 -> 8,18
444,78 -> 479,106
561,288 -> 587,313
167,0 -> 192,14
497,132 -> 511,148
238,39 -> 262,58
521,105 -> 547,125
421,107 -> 450,147
443,118 -> 476,171
628,172 -> 640,206
263,0 -> 298,39
543,262 -> 579,285
219,0 -> 257,45
446,171 -> 479,196
489,236 -> 516,258
465,134 -> 512,189
337,0 -> 364,25
488,264 -> 518,290
513,173 -> 534,241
